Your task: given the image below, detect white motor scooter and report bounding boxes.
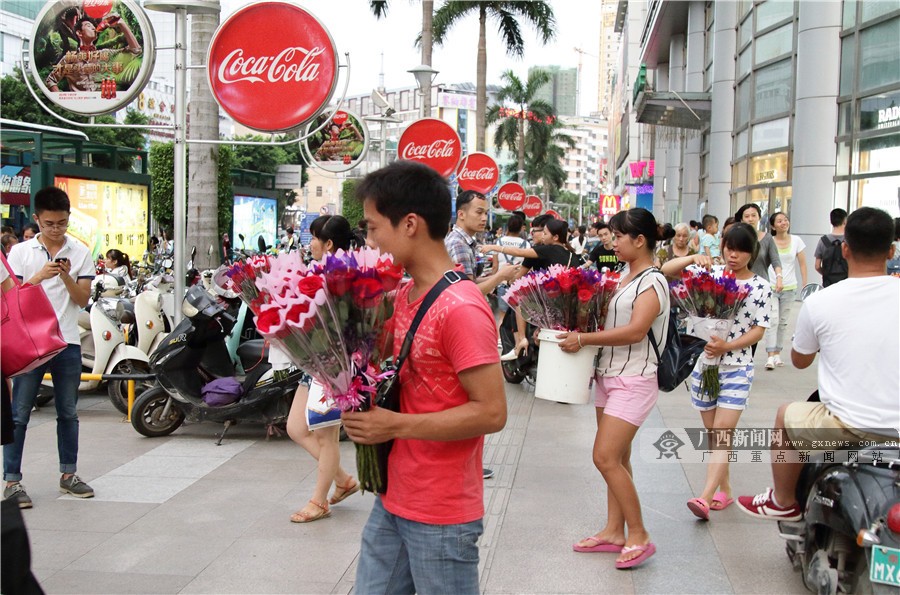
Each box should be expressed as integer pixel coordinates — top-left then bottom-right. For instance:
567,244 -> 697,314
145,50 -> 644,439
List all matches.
133,276 -> 175,356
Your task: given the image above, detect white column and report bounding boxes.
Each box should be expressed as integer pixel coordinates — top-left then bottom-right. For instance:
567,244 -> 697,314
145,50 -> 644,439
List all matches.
665,36 -> 685,220
792,0 -> 841,279
708,0 -> 737,219
681,1 -> 705,221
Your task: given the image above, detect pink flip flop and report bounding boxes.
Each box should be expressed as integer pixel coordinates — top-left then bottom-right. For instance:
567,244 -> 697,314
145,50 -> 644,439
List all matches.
710,491 -> 734,511
615,542 -> 657,569
687,497 -> 710,520
573,536 -> 623,553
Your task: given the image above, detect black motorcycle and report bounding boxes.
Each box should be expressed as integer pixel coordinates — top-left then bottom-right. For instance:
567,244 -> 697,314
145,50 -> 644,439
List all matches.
777,444 -> 900,594
130,285 -> 303,441
498,308 -> 539,385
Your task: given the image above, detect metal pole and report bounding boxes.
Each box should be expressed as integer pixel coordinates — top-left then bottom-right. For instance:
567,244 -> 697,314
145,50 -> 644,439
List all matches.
380,120 -> 387,168
173,7 -> 187,323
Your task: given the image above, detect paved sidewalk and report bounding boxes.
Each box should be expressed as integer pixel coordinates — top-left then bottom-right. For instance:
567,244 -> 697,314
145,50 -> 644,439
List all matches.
13,346 -> 815,594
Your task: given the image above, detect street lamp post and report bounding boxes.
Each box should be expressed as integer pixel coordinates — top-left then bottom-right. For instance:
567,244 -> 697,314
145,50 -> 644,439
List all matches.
408,64 -> 439,118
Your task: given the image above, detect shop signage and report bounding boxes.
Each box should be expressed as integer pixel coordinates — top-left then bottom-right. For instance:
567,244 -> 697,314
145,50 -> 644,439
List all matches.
29,0 -> 156,115
456,152 -> 499,195
861,92 -> 900,132
522,195 -> 543,218
207,2 -> 339,132
600,194 -> 621,216
0,165 -> 32,206
496,182 -> 526,211
303,109 -> 369,173
397,118 -> 462,178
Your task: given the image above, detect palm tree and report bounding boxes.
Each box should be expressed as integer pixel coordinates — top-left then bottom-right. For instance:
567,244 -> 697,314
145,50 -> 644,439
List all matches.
432,1 -> 555,152
524,119 -> 575,201
487,69 -> 553,179
370,0 -> 435,116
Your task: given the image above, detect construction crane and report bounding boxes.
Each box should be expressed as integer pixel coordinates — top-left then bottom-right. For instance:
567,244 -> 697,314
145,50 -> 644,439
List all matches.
574,47 -> 598,116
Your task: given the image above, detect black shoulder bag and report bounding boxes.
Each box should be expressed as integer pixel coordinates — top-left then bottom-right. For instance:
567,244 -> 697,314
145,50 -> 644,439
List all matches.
368,270 -> 468,494
649,314 -> 708,393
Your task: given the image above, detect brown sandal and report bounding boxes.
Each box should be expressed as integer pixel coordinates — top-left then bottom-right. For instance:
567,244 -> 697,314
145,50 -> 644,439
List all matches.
329,478 -> 360,505
290,499 -> 331,523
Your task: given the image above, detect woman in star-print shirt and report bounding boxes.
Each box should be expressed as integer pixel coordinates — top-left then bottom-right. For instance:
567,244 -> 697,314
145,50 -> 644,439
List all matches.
661,222 -> 773,521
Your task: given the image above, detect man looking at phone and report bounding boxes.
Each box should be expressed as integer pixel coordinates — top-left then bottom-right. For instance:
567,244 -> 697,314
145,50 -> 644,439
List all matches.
3,187 -> 95,508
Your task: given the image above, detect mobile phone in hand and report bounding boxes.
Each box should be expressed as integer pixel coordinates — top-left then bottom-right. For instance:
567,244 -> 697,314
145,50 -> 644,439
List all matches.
54,257 -> 68,264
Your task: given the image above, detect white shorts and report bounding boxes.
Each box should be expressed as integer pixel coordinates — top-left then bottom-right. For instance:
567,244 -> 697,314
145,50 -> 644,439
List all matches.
689,363 -> 754,411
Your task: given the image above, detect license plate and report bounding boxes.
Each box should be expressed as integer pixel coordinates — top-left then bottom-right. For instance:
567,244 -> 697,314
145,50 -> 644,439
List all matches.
870,545 -> 900,587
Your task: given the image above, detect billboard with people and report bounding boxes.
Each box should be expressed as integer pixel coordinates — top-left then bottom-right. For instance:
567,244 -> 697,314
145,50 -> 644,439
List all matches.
233,195 -> 277,250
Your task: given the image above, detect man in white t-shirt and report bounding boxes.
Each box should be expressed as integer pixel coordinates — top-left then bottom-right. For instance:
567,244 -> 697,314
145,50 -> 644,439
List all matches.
737,207 -> 899,522
3,187 -> 95,509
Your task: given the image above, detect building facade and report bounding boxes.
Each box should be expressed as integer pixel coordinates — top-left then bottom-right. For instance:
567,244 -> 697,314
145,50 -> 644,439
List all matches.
597,0 -> 623,117
608,0 -> 899,276
530,65 -> 578,117
559,115 -> 610,206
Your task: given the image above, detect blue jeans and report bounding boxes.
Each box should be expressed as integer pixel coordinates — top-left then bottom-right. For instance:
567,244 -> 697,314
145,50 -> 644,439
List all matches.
4,344 -> 82,481
765,289 -> 796,354
355,497 -> 483,595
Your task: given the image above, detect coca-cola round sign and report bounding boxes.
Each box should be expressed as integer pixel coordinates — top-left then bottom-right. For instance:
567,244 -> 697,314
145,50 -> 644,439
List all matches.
496,182 -> 526,211
397,118 -> 462,178
456,152 -> 499,195
545,209 -> 562,219
522,195 -> 543,218
207,2 -> 339,132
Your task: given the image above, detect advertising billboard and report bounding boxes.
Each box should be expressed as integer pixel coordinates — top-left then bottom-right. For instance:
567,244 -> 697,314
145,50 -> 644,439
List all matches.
30,0 -> 156,116
233,195 -> 277,250
304,110 -> 369,173
54,176 -> 149,259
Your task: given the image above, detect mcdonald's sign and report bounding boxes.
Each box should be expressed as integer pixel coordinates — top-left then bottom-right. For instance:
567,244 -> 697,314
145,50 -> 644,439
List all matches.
600,194 -> 621,216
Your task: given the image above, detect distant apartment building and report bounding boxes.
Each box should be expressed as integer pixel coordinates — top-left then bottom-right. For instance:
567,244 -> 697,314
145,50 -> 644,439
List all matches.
559,116 -> 610,204
529,65 -> 578,117
596,0 -> 622,117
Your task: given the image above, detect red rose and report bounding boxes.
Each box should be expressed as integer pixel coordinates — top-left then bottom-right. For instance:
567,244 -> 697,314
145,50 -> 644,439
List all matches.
297,275 -> 324,298
326,267 -> 357,297
351,276 -> 384,308
376,261 -> 403,292
577,288 -> 594,303
256,307 -> 284,338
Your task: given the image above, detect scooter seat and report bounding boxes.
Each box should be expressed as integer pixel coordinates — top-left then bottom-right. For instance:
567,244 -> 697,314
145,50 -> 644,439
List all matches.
237,339 -> 269,368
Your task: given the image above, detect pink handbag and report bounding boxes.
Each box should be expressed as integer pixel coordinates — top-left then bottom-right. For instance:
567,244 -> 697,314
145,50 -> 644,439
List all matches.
1,251 -> 68,377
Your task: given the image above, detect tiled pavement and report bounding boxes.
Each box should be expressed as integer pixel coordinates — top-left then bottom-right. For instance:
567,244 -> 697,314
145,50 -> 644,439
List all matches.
12,339 -> 815,594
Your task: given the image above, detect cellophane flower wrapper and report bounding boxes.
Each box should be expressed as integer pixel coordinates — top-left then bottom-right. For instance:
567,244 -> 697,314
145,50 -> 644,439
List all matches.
503,266 -> 620,332
252,248 -> 404,493
223,254 -> 275,314
669,269 -> 751,399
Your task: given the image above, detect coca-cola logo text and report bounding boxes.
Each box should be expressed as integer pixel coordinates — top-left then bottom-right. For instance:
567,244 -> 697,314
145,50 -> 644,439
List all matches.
207,3 -> 338,132
460,167 -> 493,180
397,119 -> 462,178
456,152 -> 499,194
496,181 -> 526,211
217,47 -> 324,85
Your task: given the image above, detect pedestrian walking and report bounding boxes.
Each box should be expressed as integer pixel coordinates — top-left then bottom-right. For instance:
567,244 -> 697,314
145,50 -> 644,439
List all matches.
656,223 -> 695,270
285,215 -> 362,523
661,223 -> 773,521
559,208 -> 669,570
343,161 -> 506,594
3,187 -> 95,508
814,208 -> 849,287
764,212 -> 807,370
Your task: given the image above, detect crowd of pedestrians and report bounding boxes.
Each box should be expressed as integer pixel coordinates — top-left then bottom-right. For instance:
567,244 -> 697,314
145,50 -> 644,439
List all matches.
3,172 -> 898,593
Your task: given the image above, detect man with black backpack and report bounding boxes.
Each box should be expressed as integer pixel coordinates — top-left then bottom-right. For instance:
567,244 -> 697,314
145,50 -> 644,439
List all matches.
814,208 -> 848,287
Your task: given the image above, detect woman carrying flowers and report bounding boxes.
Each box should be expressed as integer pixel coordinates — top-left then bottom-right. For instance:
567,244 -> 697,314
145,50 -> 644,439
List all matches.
661,223 -> 773,520
285,215 -> 364,523
556,208 -> 669,570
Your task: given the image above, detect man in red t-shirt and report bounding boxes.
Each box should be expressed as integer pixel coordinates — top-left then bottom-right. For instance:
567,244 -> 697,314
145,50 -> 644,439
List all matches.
343,161 -> 507,594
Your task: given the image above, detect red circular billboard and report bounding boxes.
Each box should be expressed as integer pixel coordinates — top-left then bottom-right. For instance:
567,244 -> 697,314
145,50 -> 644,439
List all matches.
207,2 -> 339,132
545,209 -> 562,219
397,118 -> 462,178
496,182 -> 526,211
456,152 -> 499,195
523,195 -> 543,218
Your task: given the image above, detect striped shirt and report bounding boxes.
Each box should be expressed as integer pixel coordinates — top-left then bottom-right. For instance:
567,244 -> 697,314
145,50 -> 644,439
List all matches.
444,225 -> 478,279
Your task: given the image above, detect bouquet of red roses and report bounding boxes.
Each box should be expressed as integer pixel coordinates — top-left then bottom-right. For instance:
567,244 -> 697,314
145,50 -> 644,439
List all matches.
504,265 -> 620,332
669,267 -> 751,398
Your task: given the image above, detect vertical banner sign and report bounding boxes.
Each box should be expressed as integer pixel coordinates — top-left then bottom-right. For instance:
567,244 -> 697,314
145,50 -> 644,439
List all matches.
397,118 -> 462,178
54,176 -> 148,258
29,0 -> 156,115
207,2 -> 339,132
456,152 -> 499,195
522,195 -> 543,218
304,109 -> 369,173
496,182 -> 526,211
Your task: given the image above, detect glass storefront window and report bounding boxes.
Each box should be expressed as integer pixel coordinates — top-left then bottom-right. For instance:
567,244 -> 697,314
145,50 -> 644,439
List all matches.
756,0 -> 794,32
749,151 -> 789,185
836,141 -> 852,176
838,101 -> 853,135
839,36 -> 855,97
857,133 -> 900,173
739,15 -> 753,49
755,24 -> 793,65
859,17 -> 900,92
856,174 -> 900,216
736,79 -> 751,127
860,90 -> 900,131
732,161 -> 748,187
861,0 -> 899,24
843,0 -> 857,29
738,48 -> 751,78
774,186 -> 792,217
754,59 -> 793,118
834,180 -> 850,211
735,128 -> 749,158
752,117 -> 790,153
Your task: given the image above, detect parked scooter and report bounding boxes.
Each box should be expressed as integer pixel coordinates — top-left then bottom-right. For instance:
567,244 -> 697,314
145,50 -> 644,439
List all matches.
498,308 -> 539,385
129,283 -> 302,439
777,440 -> 900,594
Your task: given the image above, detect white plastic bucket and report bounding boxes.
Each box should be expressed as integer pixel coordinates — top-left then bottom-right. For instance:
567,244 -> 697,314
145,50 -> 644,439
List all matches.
534,328 -> 599,404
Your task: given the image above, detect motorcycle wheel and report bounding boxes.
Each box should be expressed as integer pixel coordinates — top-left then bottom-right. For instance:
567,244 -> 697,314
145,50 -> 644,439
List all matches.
108,360 -> 154,414
499,311 -> 527,385
131,387 -> 185,437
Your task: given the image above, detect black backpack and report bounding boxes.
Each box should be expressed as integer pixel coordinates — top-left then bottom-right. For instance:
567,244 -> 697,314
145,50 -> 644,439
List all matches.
820,235 -> 848,287
648,311 -> 708,393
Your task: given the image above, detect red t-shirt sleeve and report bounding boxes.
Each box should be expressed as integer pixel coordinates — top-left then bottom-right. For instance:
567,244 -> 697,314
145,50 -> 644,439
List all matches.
440,288 -> 500,374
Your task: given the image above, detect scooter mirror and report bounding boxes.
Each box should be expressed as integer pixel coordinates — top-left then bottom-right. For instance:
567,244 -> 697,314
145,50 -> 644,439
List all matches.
116,300 -> 125,320
257,235 -> 267,254
190,246 -> 197,260
238,233 -> 245,244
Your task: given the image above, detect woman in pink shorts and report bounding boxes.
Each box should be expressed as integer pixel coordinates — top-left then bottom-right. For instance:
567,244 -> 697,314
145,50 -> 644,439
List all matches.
557,208 -> 670,570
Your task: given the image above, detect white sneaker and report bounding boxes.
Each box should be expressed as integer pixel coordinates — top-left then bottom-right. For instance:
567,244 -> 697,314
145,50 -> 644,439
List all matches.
774,355 -> 784,367
765,356 -> 775,370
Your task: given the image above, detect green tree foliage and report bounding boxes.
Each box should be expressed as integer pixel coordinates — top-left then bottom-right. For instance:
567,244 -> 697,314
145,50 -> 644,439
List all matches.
341,179 -> 364,227
149,142 -> 235,237
0,67 -> 148,170
231,135 -> 289,174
